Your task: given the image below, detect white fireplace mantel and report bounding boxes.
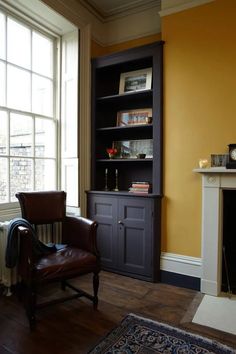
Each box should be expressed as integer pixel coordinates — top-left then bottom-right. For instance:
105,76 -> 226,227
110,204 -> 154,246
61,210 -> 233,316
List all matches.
194,167 -> 236,296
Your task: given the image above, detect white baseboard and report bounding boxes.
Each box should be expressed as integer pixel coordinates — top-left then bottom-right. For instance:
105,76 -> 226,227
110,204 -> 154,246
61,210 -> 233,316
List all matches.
160,252 -> 202,278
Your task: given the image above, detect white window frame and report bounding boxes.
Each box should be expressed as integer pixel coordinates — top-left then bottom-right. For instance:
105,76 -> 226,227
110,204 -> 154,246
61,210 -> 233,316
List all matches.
60,31 -> 79,210
0,1 -> 79,220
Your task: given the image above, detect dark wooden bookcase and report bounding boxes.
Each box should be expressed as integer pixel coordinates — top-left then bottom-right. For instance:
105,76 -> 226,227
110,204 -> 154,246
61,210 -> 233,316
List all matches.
87,41 -> 164,282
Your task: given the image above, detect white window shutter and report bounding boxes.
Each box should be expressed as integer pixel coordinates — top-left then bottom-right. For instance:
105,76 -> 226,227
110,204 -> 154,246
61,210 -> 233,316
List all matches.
61,30 -> 79,207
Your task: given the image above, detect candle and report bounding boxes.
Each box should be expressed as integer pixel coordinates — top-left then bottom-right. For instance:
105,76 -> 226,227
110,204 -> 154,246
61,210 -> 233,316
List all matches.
115,169 -> 118,176
105,168 -> 108,175
199,159 -> 208,169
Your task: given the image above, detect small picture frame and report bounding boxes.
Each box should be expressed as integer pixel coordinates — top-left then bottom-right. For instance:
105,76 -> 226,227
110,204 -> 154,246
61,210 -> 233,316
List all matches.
113,139 -> 153,159
211,154 -> 228,167
119,68 -> 152,94
117,108 -> 152,126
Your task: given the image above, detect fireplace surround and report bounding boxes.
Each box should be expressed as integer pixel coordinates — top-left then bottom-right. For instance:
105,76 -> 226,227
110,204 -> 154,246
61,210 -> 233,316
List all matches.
194,167 -> 236,296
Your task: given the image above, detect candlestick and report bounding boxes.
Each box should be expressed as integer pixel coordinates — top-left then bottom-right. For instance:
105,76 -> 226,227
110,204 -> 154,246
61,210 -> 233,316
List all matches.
114,169 -> 119,191
104,168 -> 109,191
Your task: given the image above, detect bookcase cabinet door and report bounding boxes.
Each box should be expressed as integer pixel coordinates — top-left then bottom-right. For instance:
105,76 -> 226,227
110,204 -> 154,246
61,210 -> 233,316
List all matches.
87,194 -> 118,269
117,197 -> 153,277
87,192 -> 161,281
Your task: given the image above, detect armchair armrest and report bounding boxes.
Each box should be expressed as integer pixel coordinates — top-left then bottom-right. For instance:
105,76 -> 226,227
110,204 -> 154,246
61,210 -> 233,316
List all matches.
62,216 -> 99,255
18,226 -> 35,283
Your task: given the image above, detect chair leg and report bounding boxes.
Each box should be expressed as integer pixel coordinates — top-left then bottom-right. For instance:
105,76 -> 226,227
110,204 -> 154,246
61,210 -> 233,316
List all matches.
93,273 -> 99,309
24,284 -> 37,330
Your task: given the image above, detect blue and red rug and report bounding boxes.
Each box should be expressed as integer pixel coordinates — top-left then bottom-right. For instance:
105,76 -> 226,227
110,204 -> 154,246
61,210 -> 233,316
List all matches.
88,313 -> 235,353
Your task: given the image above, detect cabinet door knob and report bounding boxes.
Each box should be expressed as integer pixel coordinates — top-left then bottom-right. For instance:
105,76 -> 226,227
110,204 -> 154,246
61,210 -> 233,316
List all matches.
118,220 -> 124,225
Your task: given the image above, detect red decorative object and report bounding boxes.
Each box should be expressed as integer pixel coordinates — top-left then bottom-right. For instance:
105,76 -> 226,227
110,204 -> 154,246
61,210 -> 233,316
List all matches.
106,148 -> 117,159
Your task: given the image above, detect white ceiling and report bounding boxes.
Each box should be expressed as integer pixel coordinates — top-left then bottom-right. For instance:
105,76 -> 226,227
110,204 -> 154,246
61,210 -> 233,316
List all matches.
81,0 -> 160,19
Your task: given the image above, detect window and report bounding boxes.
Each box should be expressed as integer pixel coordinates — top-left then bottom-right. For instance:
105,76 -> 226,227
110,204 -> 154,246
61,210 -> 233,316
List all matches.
0,10 -> 57,204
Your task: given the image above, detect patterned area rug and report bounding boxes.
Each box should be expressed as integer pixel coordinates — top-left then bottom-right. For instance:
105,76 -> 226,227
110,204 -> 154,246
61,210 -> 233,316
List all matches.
88,313 -> 236,353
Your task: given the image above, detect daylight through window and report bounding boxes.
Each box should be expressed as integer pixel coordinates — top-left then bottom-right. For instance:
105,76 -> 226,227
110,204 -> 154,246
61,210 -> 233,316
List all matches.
0,10 -> 58,204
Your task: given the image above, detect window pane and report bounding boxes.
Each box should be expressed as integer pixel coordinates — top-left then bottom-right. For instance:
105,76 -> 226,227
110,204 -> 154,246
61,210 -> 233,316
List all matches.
32,74 -> 53,117
10,158 -> 33,201
35,159 -> 56,190
0,12 -> 6,60
35,118 -> 56,158
7,17 -> 31,69
7,65 -> 31,111
0,62 -> 6,106
10,113 -> 33,157
0,157 -> 8,203
0,111 -> 8,155
32,32 -> 53,78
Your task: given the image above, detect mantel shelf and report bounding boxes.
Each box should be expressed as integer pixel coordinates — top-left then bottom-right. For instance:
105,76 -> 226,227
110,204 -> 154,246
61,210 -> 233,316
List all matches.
194,167 -> 236,174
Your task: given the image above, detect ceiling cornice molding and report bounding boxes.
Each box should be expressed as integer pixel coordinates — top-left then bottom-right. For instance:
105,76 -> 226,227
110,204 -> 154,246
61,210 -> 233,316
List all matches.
77,0 -> 103,22
92,28 -> 161,48
78,0 -> 161,23
159,0 -> 215,17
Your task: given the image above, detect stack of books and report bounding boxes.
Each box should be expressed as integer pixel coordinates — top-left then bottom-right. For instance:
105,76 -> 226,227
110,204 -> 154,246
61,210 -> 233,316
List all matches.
129,181 -> 151,194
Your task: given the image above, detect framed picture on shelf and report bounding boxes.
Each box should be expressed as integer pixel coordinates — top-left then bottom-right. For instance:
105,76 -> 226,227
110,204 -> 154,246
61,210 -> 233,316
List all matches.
119,68 -> 152,94
113,139 -> 153,159
117,108 -> 152,126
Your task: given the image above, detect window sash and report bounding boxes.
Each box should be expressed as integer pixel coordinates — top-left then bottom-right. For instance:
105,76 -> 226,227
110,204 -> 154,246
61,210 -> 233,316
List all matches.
0,8 -> 59,205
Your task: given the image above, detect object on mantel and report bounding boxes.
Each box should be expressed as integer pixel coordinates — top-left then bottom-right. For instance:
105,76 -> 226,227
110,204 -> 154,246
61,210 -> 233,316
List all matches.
226,144 -> 236,169
198,158 -> 208,168
211,154 -> 228,167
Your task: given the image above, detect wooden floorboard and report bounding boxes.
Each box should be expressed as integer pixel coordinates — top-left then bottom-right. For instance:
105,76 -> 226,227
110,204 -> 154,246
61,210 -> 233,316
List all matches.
0,271 -> 235,353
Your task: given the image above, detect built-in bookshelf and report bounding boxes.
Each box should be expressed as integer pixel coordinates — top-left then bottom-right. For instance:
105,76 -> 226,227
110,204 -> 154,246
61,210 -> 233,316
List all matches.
87,41 -> 164,282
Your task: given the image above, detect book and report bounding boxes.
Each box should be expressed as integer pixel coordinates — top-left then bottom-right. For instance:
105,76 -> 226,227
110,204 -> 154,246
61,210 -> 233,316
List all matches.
132,181 -> 150,184
129,187 -> 149,192
132,183 -> 150,189
129,188 -> 149,194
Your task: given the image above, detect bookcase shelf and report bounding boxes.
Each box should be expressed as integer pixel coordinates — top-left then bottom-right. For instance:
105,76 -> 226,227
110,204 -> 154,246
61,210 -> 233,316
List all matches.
97,158 -> 153,162
97,89 -> 153,102
96,124 -> 153,132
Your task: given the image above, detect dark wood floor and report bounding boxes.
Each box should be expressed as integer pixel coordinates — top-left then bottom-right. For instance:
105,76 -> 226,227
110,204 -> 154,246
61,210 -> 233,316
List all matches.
0,271 -> 235,353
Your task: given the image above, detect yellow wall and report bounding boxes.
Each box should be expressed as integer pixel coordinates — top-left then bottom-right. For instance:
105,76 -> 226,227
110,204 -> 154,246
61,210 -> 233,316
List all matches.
162,0 -> 236,256
92,0 -> 236,258
91,33 -> 162,57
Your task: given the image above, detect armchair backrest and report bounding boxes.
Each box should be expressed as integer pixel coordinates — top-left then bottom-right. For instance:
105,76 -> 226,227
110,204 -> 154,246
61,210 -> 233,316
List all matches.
16,191 -> 66,225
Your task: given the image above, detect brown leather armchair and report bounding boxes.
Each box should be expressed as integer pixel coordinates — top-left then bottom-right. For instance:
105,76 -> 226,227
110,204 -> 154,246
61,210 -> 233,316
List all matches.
15,191 -> 100,329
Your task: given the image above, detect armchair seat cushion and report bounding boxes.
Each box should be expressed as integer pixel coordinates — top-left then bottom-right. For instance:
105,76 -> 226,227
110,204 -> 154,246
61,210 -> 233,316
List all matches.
34,247 -> 99,282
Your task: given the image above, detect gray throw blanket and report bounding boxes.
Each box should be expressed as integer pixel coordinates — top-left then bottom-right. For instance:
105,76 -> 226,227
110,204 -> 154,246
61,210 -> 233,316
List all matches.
5,218 -> 57,268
